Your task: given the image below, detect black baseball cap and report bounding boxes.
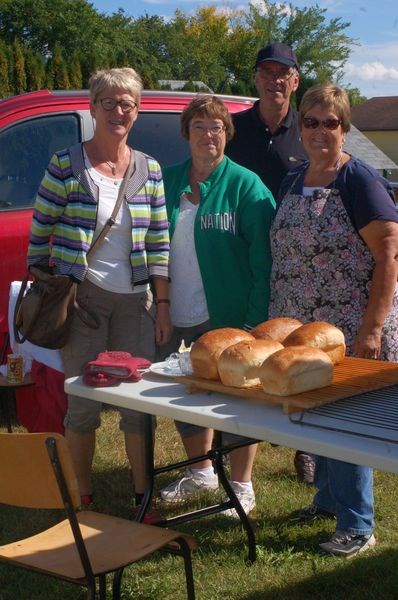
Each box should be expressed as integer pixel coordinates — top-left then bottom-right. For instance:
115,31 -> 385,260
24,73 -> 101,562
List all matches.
254,42 -> 299,70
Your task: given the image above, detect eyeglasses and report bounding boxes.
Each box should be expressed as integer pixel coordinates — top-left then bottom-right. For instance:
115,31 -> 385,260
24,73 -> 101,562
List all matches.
302,117 -> 342,130
190,124 -> 226,136
99,98 -> 137,113
256,68 -> 295,82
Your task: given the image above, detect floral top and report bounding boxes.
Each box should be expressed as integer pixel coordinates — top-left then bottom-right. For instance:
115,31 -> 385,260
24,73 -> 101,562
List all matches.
269,165 -> 398,361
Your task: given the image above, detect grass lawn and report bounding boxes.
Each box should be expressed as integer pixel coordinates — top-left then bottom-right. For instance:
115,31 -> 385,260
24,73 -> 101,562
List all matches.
1,406 -> 398,599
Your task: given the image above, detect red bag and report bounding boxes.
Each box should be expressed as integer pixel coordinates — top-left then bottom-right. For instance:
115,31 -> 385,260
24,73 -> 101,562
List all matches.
83,352 -> 151,387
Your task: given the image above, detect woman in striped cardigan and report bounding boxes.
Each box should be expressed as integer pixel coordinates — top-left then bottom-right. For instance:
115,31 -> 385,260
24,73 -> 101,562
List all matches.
28,67 -> 171,520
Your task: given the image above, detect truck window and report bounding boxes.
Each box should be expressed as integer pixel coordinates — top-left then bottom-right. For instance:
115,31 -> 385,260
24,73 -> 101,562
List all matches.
0,115 -> 80,211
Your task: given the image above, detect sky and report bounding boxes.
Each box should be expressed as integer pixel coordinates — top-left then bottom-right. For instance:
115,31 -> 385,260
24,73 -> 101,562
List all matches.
92,0 -> 398,98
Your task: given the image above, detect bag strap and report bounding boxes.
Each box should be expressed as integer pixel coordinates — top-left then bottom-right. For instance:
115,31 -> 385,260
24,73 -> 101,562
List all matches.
87,155 -> 136,259
13,272 -> 39,345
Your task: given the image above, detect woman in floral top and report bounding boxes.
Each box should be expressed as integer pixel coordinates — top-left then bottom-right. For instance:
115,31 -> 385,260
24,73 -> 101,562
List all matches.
269,83 -> 398,558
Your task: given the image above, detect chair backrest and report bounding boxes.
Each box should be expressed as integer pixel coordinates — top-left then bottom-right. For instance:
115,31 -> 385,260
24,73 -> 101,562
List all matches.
0,432 -> 80,509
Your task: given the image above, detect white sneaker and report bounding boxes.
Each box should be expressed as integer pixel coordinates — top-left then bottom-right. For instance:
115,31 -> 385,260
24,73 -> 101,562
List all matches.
223,482 -> 256,519
160,468 -> 219,502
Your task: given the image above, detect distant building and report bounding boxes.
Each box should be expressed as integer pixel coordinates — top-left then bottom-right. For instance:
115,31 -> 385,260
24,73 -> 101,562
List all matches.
351,97 -> 398,178
158,80 -> 213,93
345,123 -> 398,177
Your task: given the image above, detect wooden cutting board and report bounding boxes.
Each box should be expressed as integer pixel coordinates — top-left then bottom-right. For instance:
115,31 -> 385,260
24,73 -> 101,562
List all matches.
174,357 -> 398,414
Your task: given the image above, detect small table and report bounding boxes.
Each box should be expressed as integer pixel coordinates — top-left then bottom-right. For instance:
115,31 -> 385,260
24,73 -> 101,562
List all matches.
0,374 -> 34,432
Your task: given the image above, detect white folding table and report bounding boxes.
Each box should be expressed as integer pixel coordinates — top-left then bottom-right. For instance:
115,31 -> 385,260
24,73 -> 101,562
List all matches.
65,372 -> 398,561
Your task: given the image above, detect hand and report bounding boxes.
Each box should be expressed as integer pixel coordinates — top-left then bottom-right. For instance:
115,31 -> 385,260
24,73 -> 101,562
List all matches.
155,304 -> 173,345
353,328 -> 382,359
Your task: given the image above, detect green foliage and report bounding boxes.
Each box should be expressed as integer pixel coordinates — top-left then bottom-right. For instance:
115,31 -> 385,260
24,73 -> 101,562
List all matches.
51,42 -> 70,90
69,51 -> 83,89
345,86 -> 367,107
12,39 -> 26,94
0,42 -> 11,98
0,0 -> 362,98
24,48 -> 45,92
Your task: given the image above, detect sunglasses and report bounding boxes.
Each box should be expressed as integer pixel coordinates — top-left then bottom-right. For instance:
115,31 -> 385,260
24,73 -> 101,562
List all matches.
302,117 -> 342,130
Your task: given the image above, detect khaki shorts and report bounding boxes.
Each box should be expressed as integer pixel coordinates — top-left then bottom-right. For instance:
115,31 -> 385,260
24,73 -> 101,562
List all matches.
62,279 -> 155,434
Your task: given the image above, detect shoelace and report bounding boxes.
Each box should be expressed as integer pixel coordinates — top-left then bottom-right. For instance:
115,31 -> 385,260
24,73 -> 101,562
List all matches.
331,532 -> 355,545
172,473 -> 198,495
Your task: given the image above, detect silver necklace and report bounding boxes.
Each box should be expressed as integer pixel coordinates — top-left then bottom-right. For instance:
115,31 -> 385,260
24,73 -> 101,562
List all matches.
105,161 -> 117,176
104,148 -> 130,176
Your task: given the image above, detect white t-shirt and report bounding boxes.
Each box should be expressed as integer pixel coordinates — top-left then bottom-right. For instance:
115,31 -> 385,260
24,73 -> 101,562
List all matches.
84,151 -> 147,294
169,194 -> 209,327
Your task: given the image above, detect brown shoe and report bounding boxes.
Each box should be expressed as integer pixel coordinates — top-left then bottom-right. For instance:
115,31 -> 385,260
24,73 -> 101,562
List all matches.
294,451 -> 315,484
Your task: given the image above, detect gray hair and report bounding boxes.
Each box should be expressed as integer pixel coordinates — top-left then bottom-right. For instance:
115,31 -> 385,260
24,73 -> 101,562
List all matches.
89,67 -> 143,106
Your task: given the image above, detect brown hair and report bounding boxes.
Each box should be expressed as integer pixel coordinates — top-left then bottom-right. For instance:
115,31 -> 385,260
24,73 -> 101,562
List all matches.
299,82 -> 351,133
180,95 -> 234,141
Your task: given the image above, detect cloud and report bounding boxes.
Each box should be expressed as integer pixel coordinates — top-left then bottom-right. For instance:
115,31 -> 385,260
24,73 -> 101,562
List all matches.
344,61 -> 398,81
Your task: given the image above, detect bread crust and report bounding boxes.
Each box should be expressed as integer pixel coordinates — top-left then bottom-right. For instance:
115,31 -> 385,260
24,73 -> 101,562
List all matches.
190,328 -> 254,380
218,339 -> 283,388
251,317 -> 303,342
283,321 -> 346,364
259,345 -> 334,396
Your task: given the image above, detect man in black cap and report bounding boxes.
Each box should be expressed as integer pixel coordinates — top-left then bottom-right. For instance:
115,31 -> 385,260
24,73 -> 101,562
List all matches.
226,41 -> 307,199
226,42 -> 314,484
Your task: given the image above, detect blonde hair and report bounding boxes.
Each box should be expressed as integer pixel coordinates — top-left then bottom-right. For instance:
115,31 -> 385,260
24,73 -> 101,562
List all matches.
180,95 -> 235,141
299,82 -> 351,133
89,67 -> 143,106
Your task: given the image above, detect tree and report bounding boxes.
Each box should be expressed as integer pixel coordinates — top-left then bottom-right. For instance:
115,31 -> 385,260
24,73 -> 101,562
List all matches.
0,42 -> 11,98
127,14 -> 172,83
0,0 -> 360,98
24,48 -> 45,91
51,43 -> 70,89
345,86 -> 367,107
69,51 -> 83,89
12,39 -> 26,94
205,0 -> 358,98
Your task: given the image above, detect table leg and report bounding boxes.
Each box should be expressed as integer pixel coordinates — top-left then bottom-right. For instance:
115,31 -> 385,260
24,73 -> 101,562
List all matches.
135,418 -> 257,562
133,413 -> 155,522
0,392 -> 13,433
212,431 -> 257,563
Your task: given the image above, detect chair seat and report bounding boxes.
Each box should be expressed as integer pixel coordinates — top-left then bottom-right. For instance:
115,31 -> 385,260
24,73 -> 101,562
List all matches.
0,510 -> 196,580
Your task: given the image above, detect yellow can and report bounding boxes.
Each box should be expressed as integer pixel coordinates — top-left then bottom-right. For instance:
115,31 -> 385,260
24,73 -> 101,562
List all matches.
7,354 -> 24,384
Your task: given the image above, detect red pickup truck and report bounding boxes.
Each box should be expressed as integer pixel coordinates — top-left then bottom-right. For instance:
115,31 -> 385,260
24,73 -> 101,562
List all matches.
0,89 -> 254,343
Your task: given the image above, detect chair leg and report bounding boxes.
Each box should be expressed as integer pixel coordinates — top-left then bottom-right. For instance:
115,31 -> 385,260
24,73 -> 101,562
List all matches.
177,537 -> 196,600
99,574 -> 107,600
86,581 -> 96,600
112,568 -> 124,600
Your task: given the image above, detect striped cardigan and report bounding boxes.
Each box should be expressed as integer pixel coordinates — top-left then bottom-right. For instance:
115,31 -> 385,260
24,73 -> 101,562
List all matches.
27,144 -> 169,286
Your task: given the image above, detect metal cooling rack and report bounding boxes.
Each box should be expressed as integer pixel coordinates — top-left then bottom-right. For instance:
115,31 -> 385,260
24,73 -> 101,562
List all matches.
289,385 -> 398,444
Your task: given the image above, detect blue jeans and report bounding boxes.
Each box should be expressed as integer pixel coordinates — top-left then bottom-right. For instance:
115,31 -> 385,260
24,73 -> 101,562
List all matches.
314,456 -> 374,535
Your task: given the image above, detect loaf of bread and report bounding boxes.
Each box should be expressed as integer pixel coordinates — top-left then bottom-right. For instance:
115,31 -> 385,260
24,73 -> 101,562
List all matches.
218,339 -> 284,388
259,346 -> 334,396
251,317 -> 303,343
190,328 -> 254,380
283,321 -> 346,364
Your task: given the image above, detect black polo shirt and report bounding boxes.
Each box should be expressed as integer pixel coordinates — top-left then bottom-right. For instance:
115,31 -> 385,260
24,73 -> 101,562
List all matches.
225,100 -> 307,198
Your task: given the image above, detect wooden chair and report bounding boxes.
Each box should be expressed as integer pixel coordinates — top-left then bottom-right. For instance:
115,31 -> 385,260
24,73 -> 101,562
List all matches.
0,432 -> 197,599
